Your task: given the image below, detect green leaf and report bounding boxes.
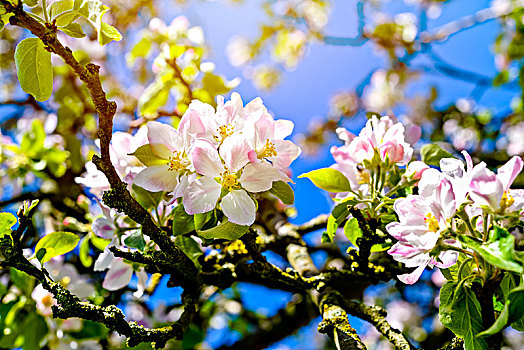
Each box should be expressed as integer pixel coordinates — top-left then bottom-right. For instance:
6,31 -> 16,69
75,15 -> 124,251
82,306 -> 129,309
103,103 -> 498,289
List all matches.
269,181 -> 294,205
91,235 -> 110,251
440,285 -> 487,349
22,313 -> 48,350
20,119 -> 46,155
458,228 -> 524,274
129,144 -> 164,166
197,220 -> 249,240
79,235 -> 93,267
10,268 -> 34,296
420,144 -> 453,167
48,0 -> 78,26
131,184 -> 164,210
128,36 -> 153,65
123,230 -> 146,251
23,0 -> 39,7
202,72 -> 232,97
344,217 -> 363,247
34,231 -> 80,263
0,212 -> 17,238
59,23 -> 86,38
478,280 -> 524,336
14,38 -> 53,102
194,210 -> 215,231
298,168 -> 351,192
75,0 -> 121,45
99,22 -> 122,45
175,235 -> 202,269
323,215 -> 337,243
173,205 -> 195,236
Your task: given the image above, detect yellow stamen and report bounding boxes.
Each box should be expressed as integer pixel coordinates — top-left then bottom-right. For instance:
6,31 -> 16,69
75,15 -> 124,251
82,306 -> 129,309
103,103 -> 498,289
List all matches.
218,124 -> 235,140
221,171 -> 238,189
424,212 -> 440,233
168,151 -> 189,171
356,166 -> 370,184
257,139 -> 277,158
500,190 -> 515,212
42,294 -> 54,307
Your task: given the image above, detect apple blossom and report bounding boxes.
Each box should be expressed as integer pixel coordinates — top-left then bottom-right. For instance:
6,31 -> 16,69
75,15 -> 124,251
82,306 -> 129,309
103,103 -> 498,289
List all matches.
387,177 -> 460,284
469,156 -> 523,213
76,126 -> 148,197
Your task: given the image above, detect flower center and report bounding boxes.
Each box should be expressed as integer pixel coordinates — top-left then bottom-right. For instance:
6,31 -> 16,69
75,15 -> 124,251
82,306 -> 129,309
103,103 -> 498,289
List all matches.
257,139 -> 277,159
424,212 -> 440,233
500,190 -> 515,212
221,171 -> 238,189
42,294 -> 54,308
168,151 -> 189,171
218,123 -> 235,140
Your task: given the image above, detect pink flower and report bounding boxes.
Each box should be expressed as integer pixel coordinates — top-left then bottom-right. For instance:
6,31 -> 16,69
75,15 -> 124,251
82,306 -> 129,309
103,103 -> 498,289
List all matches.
405,161 -> 430,181
133,121 -> 192,193
469,156 -> 523,212
386,178 -> 460,284
75,127 -> 148,197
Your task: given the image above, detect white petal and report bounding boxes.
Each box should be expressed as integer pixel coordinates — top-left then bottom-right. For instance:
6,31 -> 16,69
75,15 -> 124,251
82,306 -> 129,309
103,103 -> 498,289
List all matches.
133,268 -> 148,298
94,246 -> 115,271
220,134 -> 251,173
239,162 -> 280,193
147,121 -> 184,158
183,176 -> 222,214
192,139 -> 223,177
397,264 -> 427,285
221,190 -> 256,225
102,258 -> 133,291
274,119 -> 294,139
91,217 -> 115,239
133,164 -> 178,192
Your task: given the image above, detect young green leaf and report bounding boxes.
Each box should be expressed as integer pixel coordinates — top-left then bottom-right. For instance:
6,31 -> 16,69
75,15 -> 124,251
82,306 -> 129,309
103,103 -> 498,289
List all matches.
59,23 -> 86,38
79,235 -> 93,268
23,0 -> 39,7
194,210 -> 216,231
172,205 -> 195,236
48,0 -> 78,26
298,168 -> 351,193
269,181 -> 294,205
344,217 -> 363,247
75,0 -> 122,45
34,231 -> 80,263
0,212 -> 17,238
175,236 -> 203,269
420,144 -> 453,167
197,220 -> 249,240
458,228 -> 524,274
131,184 -> 164,210
439,285 -> 487,349
14,38 -> 53,102
123,230 -> 146,251
129,144 -> 164,166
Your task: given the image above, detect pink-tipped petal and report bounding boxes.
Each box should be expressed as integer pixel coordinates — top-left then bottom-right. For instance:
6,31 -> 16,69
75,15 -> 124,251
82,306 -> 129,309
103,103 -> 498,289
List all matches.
239,162 -> 280,193
147,121 -> 183,158
133,164 -> 177,192
397,264 -> 427,285
221,190 -> 256,225
183,176 -> 221,214
102,258 -> 133,291
192,139 -> 223,177
220,134 -> 251,173
497,156 -> 523,191
92,217 -> 115,239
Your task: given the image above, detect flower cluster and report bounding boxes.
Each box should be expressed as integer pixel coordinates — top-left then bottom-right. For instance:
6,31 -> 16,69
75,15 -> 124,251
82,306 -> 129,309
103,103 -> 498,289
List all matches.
133,93 -> 301,225
330,115 -> 420,198
387,152 -> 523,284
